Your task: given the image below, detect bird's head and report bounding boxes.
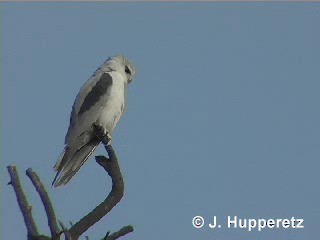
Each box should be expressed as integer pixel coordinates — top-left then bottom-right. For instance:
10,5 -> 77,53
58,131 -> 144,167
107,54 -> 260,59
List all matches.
106,55 -> 136,84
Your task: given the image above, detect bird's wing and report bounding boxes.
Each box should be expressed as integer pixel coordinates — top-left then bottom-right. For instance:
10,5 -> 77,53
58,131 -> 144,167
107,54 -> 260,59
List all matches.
53,71 -> 115,187
65,71 -> 114,147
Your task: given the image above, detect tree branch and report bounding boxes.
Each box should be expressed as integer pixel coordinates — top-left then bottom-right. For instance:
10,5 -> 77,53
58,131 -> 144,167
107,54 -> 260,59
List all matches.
7,165 -> 39,239
68,144 -> 126,239
26,168 -> 60,239
59,221 -> 72,240
105,225 -> 134,240
7,141 -> 133,240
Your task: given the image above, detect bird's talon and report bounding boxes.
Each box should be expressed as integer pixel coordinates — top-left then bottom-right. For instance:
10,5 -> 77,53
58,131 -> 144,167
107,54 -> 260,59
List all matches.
92,123 -> 111,144
102,133 -> 112,146
92,123 -> 103,136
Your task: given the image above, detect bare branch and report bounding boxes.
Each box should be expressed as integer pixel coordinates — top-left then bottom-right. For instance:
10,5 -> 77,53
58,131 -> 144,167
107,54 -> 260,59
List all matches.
7,165 -> 39,238
105,225 -> 134,240
26,168 -> 60,239
7,137 -> 133,240
68,144 -> 125,239
59,221 -> 72,240
103,231 -> 110,240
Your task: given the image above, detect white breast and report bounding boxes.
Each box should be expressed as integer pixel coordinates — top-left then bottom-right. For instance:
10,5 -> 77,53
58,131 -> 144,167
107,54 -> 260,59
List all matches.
97,71 -> 126,134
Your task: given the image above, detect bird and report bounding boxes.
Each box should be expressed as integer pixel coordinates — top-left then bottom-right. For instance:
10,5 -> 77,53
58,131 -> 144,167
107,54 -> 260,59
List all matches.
52,55 -> 136,187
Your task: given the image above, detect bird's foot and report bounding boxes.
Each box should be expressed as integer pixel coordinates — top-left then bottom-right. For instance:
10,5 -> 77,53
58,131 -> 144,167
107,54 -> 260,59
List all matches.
92,123 -> 112,145
103,133 -> 112,146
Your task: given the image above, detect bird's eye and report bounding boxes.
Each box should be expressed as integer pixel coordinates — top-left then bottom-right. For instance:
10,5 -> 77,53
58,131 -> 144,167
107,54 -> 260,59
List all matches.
125,66 -> 131,75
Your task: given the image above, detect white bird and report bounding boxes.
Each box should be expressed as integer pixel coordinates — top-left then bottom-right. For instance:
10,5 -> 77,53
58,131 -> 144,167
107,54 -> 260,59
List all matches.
52,55 -> 136,187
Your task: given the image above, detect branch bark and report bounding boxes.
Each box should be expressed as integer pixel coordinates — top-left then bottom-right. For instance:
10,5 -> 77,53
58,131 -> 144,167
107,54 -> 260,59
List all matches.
7,165 -> 39,240
104,225 -> 133,240
68,144 -> 125,239
7,143 -> 133,240
26,168 -> 60,239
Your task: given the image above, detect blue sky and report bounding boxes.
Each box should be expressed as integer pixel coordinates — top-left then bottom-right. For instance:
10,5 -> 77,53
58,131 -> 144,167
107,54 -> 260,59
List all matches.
2,2 -> 320,240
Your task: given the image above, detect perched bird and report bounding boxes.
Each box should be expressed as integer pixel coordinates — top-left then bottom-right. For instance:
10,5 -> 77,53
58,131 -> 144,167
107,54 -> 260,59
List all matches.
52,55 -> 136,187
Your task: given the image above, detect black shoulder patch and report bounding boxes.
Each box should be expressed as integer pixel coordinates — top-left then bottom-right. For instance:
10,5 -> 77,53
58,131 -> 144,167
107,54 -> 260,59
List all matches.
78,73 -> 113,115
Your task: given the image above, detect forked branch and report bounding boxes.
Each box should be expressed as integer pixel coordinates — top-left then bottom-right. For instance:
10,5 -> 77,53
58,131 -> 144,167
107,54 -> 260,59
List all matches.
68,144 -> 126,239
7,143 -> 133,240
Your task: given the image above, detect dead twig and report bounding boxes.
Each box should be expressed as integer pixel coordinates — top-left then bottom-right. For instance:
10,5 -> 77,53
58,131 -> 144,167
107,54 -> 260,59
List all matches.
105,225 -> 134,240
26,168 -> 60,239
7,165 -> 39,239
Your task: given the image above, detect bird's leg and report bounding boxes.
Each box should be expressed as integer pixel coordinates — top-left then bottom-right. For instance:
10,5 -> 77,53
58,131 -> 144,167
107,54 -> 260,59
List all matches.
92,123 -> 112,145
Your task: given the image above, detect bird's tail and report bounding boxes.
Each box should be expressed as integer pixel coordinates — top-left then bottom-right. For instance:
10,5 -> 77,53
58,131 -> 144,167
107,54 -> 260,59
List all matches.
52,139 -> 100,187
